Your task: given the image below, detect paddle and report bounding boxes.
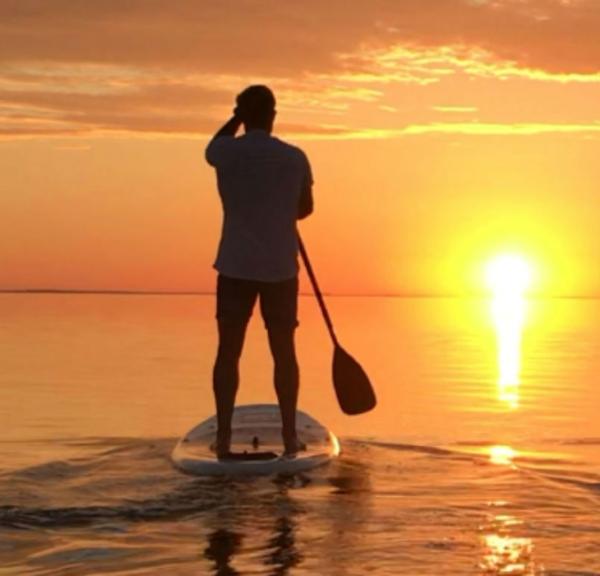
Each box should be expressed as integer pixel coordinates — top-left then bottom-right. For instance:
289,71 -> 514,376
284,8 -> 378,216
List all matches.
297,233 -> 377,415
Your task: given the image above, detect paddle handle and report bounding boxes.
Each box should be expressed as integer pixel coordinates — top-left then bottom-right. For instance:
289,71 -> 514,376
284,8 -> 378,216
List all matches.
297,233 -> 339,347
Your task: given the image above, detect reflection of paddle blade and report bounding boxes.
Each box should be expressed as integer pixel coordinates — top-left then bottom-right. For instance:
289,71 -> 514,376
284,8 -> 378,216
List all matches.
333,345 -> 376,415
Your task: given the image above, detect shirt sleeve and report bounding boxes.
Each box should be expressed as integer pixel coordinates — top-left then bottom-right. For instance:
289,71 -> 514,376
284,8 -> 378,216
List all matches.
205,136 -> 235,167
303,152 -> 314,188
298,152 -> 314,219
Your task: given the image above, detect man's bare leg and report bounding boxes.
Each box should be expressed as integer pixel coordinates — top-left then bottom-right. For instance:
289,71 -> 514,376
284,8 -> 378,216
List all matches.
267,327 -> 303,455
213,321 -> 247,458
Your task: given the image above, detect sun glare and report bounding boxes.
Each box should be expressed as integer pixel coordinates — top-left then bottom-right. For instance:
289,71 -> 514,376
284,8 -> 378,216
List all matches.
485,254 -> 533,297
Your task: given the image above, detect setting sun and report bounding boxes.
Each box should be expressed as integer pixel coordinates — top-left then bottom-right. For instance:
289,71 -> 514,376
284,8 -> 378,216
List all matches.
485,255 -> 533,297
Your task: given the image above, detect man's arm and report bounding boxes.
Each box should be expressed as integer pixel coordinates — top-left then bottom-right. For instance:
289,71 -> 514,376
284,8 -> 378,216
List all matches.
298,182 -> 313,220
213,113 -> 243,139
205,113 -> 242,166
297,154 -> 314,219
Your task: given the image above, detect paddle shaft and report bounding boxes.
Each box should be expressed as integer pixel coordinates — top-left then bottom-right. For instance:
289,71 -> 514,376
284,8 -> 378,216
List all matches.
297,234 -> 339,347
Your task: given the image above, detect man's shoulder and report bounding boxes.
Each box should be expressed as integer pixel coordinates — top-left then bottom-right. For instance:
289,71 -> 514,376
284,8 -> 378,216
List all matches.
269,136 -> 309,161
205,135 -> 238,166
207,135 -> 237,147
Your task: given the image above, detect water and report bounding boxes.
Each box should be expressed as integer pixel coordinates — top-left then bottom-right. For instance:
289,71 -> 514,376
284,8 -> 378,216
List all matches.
1,293 -> 599,575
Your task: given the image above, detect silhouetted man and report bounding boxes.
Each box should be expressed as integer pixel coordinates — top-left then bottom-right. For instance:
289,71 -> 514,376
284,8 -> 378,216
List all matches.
205,85 -> 313,458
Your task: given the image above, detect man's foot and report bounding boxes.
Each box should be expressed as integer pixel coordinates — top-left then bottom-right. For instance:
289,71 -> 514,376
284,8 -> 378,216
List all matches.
216,450 -> 236,461
212,431 -> 231,460
210,442 -> 232,460
283,437 -> 306,457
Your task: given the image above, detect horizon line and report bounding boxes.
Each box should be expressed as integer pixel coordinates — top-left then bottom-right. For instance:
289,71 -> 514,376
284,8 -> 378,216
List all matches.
0,288 -> 598,301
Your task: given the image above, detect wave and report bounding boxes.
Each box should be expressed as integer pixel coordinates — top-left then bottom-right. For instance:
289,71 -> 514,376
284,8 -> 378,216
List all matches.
2,436 -> 599,531
353,438 -> 600,494
0,486 -> 220,529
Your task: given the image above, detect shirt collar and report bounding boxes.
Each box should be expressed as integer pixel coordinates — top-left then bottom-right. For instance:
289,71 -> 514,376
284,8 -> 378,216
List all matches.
244,129 -> 271,138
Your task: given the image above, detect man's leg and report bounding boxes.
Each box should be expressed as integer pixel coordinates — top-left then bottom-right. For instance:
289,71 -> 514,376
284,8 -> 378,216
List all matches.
260,277 -> 303,454
213,320 -> 248,457
266,326 -> 301,454
213,275 -> 256,457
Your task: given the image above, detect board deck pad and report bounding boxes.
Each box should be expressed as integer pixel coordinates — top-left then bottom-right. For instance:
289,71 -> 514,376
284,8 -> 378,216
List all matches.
217,451 -> 280,461
172,404 -> 339,476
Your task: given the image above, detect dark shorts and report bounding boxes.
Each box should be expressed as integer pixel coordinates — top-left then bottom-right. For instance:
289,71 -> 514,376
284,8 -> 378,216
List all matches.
216,274 -> 299,330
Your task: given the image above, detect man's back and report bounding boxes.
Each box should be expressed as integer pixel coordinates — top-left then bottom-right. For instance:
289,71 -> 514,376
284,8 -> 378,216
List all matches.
206,130 -> 313,282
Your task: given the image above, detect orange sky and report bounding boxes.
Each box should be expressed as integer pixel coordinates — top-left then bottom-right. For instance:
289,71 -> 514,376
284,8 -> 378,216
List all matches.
1,0 -> 599,296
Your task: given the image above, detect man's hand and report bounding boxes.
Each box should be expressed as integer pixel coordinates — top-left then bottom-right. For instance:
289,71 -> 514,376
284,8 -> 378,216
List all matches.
213,114 -> 243,139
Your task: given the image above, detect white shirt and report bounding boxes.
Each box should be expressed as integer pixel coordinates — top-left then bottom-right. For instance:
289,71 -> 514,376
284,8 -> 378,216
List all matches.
206,130 -> 313,282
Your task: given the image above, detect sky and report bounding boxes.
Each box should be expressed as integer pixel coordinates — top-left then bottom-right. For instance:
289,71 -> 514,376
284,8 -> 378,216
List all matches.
1,0 -> 599,296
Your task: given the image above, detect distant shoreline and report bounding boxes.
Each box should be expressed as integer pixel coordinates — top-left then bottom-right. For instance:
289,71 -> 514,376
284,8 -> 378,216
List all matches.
0,289 -> 210,297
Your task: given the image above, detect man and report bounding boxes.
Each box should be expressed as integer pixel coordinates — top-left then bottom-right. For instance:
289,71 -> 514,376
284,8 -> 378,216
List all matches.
205,85 -> 314,458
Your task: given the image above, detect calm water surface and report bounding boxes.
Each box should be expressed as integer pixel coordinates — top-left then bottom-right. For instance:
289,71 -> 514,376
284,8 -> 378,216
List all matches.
0,294 -> 599,575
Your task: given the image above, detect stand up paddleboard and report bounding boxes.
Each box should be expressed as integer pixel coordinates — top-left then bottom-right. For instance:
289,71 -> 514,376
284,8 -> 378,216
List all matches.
172,404 -> 339,476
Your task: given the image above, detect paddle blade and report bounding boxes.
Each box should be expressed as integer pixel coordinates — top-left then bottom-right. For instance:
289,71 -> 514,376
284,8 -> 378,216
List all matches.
332,345 -> 376,415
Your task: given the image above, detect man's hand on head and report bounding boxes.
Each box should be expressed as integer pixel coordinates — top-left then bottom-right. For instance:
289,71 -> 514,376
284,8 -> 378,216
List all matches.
213,113 -> 243,139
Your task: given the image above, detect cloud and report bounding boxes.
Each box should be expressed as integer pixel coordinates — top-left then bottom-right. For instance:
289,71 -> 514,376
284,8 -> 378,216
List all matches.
2,0 -> 599,75
0,66 -> 387,137
0,71 -> 230,137
335,43 -> 600,87
433,106 -> 479,113
402,121 -> 600,135
287,120 -> 600,140
2,70 -> 599,139
1,0 -> 599,138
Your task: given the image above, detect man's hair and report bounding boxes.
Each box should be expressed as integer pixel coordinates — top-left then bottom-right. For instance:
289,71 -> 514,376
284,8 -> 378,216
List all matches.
236,85 -> 276,126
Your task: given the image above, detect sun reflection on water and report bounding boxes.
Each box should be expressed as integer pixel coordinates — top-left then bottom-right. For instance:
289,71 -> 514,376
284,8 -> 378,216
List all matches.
480,513 -> 535,575
486,255 -> 532,410
491,294 -> 526,409
489,445 -> 516,466
481,533 -> 534,575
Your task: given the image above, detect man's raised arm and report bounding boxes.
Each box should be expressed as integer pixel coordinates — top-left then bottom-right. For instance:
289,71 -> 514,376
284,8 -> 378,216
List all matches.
212,113 -> 243,139
205,113 -> 242,166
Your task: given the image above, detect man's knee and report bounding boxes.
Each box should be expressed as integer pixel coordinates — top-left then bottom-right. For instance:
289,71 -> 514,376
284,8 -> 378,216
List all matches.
272,344 -> 299,379
217,319 -> 248,359
274,355 -> 299,375
268,329 -> 296,361
215,347 -> 241,369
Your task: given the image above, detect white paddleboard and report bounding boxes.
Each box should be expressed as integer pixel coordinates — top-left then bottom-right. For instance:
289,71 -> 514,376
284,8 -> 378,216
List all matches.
172,404 -> 339,476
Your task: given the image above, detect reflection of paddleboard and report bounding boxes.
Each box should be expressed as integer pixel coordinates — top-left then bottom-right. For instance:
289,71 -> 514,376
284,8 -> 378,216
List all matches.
172,404 -> 340,476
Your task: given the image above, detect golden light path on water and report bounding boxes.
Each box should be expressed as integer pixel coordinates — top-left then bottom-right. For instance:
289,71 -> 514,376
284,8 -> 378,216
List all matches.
485,446 -> 533,572
482,255 -> 536,573
481,527 -> 534,574
491,292 -> 526,409
488,444 -> 517,466
486,254 -> 533,410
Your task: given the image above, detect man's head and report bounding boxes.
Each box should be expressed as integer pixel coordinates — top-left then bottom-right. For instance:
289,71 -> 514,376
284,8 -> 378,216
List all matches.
235,85 -> 276,132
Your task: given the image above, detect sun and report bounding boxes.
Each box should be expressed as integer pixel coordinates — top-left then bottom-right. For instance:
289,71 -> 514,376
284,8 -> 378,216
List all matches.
485,254 -> 533,297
